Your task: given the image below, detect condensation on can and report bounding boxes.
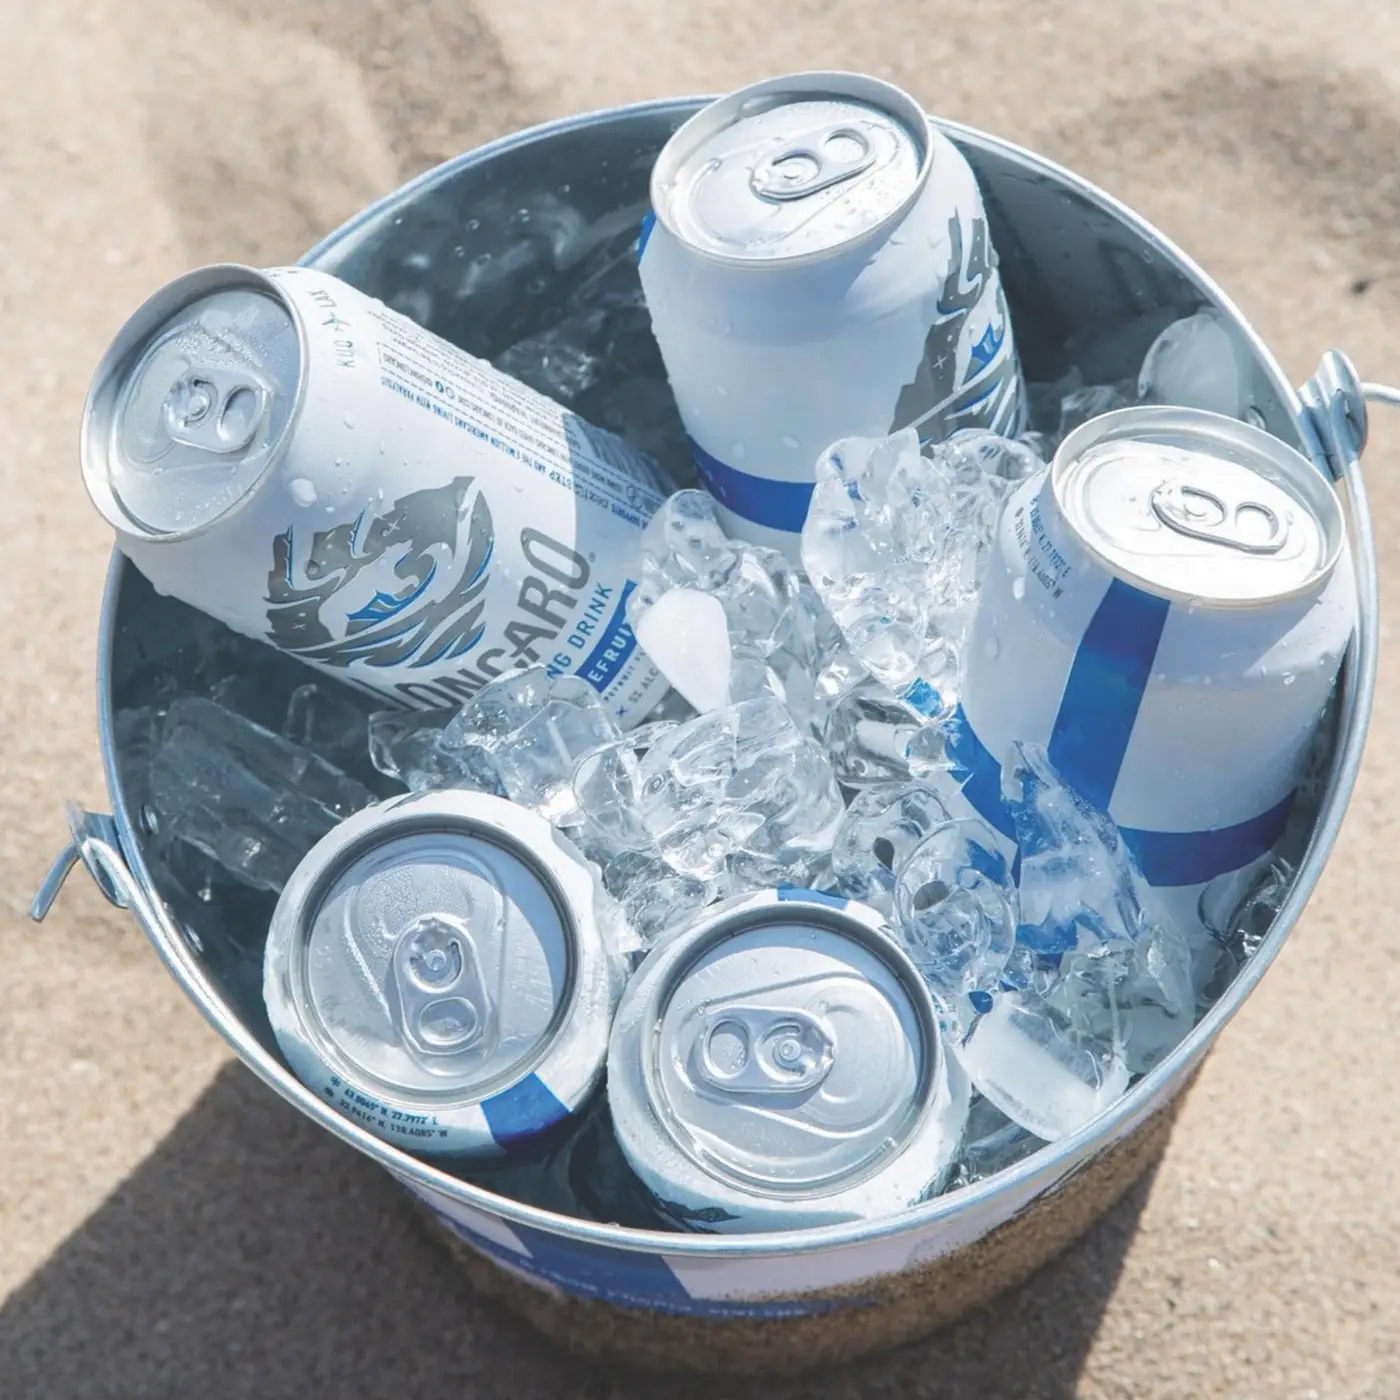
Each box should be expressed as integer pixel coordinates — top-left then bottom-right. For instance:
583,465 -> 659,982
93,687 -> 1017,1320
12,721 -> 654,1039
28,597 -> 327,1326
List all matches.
80,264 -> 673,725
942,405 -> 1356,935
263,789 -> 621,1159
639,71 -> 1026,557
607,889 -> 969,1232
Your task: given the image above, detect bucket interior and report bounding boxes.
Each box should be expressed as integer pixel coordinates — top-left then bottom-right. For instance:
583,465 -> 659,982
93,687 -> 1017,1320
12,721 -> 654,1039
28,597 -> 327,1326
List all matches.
104,100 -> 1331,1215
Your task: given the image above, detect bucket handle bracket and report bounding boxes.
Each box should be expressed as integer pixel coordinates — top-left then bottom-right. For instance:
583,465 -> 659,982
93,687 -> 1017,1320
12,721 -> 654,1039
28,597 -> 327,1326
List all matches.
1298,349 -> 1399,478
30,802 -> 142,922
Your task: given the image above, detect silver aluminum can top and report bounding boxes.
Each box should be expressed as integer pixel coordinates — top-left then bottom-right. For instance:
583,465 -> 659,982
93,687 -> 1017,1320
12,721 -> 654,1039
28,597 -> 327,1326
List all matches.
268,791 -> 595,1108
82,264 -> 303,539
650,71 -> 930,266
1052,406 -> 1345,606
624,890 -> 940,1197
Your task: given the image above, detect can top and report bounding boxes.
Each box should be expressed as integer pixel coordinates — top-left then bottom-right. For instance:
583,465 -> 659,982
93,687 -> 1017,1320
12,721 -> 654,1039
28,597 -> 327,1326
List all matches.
650,72 -> 930,266
1052,406 -> 1345,606
637,891 -> 939,1198
81,265 -> 303,540
272,792 -> 589,1105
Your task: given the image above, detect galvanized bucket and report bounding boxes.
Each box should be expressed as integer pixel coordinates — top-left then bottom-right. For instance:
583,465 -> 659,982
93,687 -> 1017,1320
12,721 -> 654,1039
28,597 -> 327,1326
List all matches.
32,97 -> 1390,1374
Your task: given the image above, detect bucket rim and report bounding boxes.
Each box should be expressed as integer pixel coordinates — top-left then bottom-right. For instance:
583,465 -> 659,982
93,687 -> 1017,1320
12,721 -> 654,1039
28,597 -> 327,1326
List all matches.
96,93 -> 1377,1260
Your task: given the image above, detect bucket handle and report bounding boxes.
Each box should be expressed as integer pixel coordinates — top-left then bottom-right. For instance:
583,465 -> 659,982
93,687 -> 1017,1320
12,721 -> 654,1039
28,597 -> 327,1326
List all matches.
29,802 -> 159,932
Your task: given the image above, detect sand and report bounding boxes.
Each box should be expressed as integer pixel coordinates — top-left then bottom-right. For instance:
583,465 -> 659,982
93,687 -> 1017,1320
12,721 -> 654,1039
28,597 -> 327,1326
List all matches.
1,1 -> 1398,1395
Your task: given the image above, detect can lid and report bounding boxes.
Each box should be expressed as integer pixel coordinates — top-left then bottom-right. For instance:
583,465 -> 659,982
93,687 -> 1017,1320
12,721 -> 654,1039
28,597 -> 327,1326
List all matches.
641,893 -> 938,1197
280,794 -> 581,1105
651,72 -> 930,265
82,265 -> 302,539
1053,406 -> 1345,605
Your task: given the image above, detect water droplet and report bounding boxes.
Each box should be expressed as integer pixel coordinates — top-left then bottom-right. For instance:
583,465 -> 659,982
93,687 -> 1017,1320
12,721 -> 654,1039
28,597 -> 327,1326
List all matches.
452,245 -> 465,259
467,217 -> 480,231
289,477 -> 318,506
715,384 -> 729,398
730,442 -> 747,461
1011,577 -> 1026,601
1283,671 -> 1296,686
342,411 -> 355,429
560,182 -> 571,193
781,434 -> 799,450
985,636 -> 1000,660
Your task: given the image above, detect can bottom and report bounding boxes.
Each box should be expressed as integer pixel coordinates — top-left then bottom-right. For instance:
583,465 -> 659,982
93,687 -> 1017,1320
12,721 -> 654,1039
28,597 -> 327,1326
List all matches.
411,1071 -> 1192,1373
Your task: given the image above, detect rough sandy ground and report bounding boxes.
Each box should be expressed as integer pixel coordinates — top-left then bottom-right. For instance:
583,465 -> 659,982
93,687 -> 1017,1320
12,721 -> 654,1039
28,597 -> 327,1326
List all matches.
1,2 -> 1398,1396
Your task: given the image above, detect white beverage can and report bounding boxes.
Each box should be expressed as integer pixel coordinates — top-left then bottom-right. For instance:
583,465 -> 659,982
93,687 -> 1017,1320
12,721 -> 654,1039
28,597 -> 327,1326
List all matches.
638,71 -> 1025,558
607,888 -> 970,1232
80,264 -> 671,725
263,790 -> 621,1160
940,406 -> 1356,932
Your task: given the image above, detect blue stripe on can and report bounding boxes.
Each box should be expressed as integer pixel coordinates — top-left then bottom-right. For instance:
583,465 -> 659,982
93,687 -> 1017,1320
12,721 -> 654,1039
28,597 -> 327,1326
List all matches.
947,704 -> 1294,888
946,707 -> 1018,842
1121,791 -> 1295,886
635,209 -> 656,261
686,436 -> 813,535
1047,578 -> 1170,811
480,1073 -> 570,1149
576,580 -> 639,692
776,887 -> 848,908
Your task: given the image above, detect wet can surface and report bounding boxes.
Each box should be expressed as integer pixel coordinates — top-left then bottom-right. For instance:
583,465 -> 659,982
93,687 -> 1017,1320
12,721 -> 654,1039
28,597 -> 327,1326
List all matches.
81,264 -> 671,724
639,71 -> 1025,557
263,789 -> 621,1159
943,406 -> 1356,929
607,889 -> 969,1232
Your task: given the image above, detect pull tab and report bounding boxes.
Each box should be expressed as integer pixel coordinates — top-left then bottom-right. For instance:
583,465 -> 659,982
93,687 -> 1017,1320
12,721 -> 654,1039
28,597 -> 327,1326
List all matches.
692,1005 -> 836,1097
750,125 -> 876,203
162,366 -> 268,455
391,914 -> 494,1061
1150,481 -> 1288,555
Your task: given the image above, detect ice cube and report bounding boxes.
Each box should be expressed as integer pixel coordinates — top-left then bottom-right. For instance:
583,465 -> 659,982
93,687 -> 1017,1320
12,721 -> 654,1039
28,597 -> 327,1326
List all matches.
1004,742 -> 1153,954
822,680 -> 924,788
831,781 -> 950,913
1046,926 -> 1194,1078
367,709 -> 503,796
1138,309 -> 1247,419
801,429 -> 1007,701
633,490 -> 740,602
571,722 -> 678,855
599,848 -> 713,947
637,696 -> 844,891
447,667 -> 620,824
631,490 -> 841,736
282,683 -> 369,769
1057,382 -> 1136,439
496,313 -> 605,403
942,1093 -> 1046,1191
893,817 -> 1017,1020
954,980 -> 1131,1142
935,428 -> 1045,487
632,588 -> 732,713
148,697 -> 373,893
1199,854 -> 1293,961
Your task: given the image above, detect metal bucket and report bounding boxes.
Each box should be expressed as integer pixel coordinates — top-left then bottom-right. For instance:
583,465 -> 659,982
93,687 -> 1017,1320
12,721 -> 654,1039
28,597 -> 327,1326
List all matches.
33,97 -> 1389,1374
